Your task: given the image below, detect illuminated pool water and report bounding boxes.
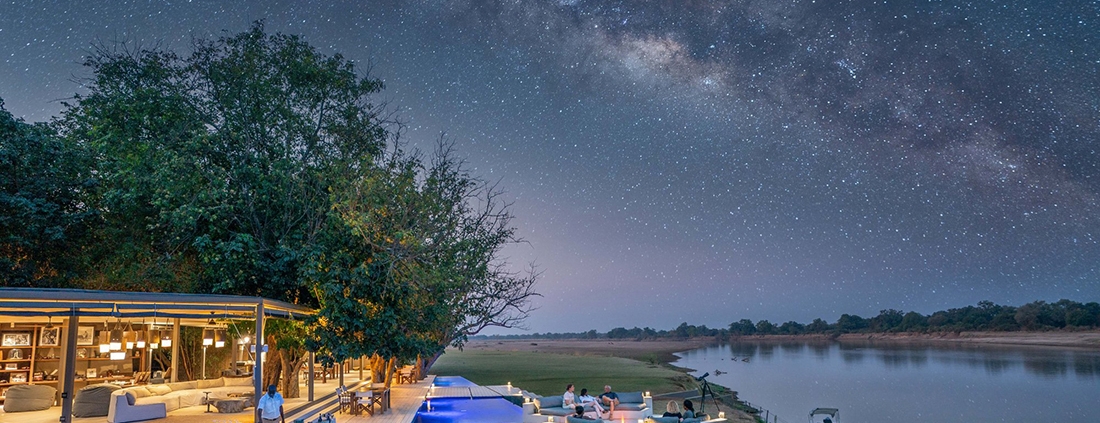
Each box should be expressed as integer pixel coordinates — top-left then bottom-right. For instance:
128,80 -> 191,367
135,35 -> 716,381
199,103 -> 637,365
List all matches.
416,376 -> 523,422
414,397 -> 523,423
431,375 -> 478,387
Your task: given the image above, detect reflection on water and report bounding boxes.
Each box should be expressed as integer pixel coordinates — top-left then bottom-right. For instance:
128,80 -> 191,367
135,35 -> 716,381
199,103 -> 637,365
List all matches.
674,341 -> 1099,423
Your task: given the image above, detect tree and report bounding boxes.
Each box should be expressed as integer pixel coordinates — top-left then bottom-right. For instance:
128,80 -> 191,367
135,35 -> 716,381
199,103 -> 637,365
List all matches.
59,22 -> 537,394
0,99 -> 94,286
306,142 -> 538,379
836,314 -> 868,333
870,309 -> 904,332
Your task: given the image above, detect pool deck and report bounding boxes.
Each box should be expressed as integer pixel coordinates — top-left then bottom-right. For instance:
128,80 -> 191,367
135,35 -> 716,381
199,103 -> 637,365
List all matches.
343,376 -> 436,423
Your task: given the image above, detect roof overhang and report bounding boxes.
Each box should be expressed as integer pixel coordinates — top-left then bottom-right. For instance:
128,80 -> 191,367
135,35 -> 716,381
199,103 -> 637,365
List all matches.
0,287 -> 314,326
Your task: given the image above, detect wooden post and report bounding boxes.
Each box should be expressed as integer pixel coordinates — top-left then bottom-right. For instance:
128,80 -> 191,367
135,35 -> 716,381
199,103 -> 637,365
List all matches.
170,319 -> 180,382
307,351 -> 315,401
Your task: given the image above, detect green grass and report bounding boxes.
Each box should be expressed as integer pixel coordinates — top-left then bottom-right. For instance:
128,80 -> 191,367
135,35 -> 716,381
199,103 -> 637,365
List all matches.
430,349 -> 695,396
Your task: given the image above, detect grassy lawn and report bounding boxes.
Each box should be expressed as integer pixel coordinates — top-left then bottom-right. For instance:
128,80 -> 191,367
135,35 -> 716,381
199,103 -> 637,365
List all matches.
429,349 -> 696,396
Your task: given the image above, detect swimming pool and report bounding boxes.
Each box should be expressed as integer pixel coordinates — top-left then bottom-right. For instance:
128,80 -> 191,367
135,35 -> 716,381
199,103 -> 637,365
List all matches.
414,397 -> 523,423
415,375 -> 528,421
431,375 -> 478,387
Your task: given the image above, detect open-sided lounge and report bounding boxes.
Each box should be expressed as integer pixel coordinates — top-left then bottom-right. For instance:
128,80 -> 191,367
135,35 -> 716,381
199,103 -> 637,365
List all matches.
0,288 -> 315,423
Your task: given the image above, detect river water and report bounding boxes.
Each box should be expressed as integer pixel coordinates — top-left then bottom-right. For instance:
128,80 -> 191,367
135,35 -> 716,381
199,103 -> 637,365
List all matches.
672,341 -> 1100,423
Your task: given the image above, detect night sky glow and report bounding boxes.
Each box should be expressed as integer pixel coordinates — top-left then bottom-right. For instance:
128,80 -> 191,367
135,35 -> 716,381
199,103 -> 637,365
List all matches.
2,1 -> 1098,333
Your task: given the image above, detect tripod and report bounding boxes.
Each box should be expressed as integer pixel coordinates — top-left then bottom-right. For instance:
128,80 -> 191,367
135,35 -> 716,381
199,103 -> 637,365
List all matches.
696,373 -> 722,417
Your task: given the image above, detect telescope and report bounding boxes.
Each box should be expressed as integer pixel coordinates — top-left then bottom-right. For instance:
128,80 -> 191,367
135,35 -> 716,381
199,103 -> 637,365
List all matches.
695,372 -> 709,381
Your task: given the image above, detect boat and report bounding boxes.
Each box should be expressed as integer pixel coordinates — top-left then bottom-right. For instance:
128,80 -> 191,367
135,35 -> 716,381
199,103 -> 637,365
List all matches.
809,407 -> 839,423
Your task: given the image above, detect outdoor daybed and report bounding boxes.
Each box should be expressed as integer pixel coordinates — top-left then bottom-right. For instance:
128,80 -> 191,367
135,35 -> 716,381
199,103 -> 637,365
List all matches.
534,391 -> 652,420
108,376 -> 255,423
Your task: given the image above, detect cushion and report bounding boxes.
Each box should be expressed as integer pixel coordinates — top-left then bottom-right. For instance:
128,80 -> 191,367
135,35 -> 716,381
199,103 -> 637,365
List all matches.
2,384 -> 56,412
682,418 -> 705,423
647,418 -> 680,423
197,379 -> 222,389
126,392 -> 137,406
538,395 -> 563,408
168,381 -> 197,391
127,386 -> 153,397
73,384 -> 120,417
146,384 -> 173,396
619,391 -> 644,403
224,376 -> 253,387
567,417 -> 594,423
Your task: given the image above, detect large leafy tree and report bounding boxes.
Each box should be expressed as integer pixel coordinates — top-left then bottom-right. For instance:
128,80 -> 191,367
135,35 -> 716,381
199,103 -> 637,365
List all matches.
0,100 -> 94,286
57,22 -> 538,391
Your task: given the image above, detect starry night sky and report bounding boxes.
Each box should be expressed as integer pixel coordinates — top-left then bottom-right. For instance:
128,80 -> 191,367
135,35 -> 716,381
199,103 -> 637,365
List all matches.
2,1 -> 1098,334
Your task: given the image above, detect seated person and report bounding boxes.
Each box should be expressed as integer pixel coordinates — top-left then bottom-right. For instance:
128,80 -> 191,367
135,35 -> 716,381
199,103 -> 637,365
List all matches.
572,405 -> 596,420
578,388 -> 606,417
682,399 -> 696,418
598,385 -> 619,417
563,384 -> 578,407
663,400 -> 683,419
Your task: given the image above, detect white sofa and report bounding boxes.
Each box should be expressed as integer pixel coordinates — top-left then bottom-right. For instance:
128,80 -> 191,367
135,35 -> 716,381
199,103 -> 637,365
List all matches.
107,394 -> 166,423
108,377 -> 256,422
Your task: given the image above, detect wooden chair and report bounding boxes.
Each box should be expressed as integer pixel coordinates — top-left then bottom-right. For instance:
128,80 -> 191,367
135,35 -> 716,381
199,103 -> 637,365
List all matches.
335,387 -> 353,414
355,391 -> 374,416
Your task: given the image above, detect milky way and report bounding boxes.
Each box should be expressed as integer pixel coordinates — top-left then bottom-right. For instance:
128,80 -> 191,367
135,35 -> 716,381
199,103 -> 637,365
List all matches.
1,0 -> 1097,332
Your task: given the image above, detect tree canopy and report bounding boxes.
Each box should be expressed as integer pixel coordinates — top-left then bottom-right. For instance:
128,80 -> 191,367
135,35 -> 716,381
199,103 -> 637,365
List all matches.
1,22 -> 538,389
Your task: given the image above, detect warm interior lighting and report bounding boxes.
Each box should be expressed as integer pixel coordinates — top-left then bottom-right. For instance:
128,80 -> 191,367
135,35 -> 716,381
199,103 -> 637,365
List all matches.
109,321 -> 123,351
214,330 -> 226,348
124,323 -> 135,349
161,329 -> 172,348
202,328 -> 214,346
149,330 -> 161,349
136,328 -> 146,349
110,350 -> 126,360
98,331 -> 110,353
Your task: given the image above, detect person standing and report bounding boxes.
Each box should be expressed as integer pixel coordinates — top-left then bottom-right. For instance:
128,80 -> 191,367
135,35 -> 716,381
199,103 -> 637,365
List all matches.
257,384 -> 285,423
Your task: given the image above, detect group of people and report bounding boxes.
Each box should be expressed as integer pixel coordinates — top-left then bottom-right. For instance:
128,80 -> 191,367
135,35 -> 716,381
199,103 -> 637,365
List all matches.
564,384 -> 621,420
661,399 -> 698,420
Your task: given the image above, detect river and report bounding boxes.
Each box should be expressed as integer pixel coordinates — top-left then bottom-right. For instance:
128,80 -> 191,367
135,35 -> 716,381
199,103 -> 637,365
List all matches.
672,340 -> 1100,423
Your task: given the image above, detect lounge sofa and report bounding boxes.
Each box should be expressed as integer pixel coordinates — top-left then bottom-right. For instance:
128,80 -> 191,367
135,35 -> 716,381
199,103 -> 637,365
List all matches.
534,391 -> 652,420
108,376 -> 255,423
108,393 -> 166,423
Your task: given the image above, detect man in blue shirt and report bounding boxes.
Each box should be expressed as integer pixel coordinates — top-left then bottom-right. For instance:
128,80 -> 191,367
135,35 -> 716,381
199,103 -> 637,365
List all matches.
257,385 -> 284,423
599,385 -> 619,419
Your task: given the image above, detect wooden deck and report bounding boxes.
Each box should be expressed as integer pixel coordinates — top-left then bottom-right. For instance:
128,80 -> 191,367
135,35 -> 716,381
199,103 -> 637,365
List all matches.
342,376 -> 434,423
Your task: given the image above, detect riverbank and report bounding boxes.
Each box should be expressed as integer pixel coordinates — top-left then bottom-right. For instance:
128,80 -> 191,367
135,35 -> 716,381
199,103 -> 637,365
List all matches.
735,330 -> 1100,348
438,339 -> 759,422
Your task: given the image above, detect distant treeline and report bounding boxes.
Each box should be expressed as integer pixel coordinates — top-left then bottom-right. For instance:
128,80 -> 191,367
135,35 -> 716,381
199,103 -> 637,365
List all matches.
474,300 -> 1100,340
